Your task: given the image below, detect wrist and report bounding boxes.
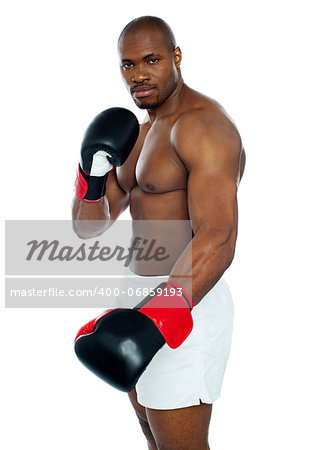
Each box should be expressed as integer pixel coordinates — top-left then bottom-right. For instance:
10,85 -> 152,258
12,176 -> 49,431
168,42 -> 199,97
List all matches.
75,163 -> 113,202
135,282 -> 193,349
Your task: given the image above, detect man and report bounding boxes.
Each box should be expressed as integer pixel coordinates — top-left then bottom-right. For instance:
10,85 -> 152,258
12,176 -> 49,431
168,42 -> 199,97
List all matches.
73,16 -> 245,450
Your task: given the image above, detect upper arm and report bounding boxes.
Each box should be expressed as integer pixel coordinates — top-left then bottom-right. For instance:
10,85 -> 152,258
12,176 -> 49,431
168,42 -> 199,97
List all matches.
172,111 -> 242,239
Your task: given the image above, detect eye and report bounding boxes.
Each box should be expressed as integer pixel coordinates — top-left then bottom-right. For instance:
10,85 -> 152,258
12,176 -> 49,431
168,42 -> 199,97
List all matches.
122,62 -> 134,70
148,58 -> 159,65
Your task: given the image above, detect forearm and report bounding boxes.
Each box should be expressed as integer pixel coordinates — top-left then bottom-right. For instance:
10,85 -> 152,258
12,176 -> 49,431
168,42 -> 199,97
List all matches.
169,229 -> 236,306
72,195 -> 112,239
72,182 -> 129,239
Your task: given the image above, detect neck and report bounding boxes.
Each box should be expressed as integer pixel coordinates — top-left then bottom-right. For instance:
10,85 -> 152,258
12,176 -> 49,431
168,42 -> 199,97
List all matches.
147,77 -> 185,122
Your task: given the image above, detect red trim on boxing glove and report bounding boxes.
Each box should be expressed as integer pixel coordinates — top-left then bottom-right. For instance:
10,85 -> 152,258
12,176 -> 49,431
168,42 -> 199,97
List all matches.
75,164 -> 90,200
136,282 -> 193,349
75,309 -> 114,341
75,163 -> 116,202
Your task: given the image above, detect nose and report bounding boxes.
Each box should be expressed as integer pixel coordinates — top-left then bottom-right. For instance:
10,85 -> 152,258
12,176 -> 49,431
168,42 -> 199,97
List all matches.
131,63 -> 150,83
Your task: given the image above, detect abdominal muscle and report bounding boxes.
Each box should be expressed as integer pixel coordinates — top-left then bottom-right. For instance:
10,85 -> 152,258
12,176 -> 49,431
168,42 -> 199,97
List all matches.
128,186 -> 193,276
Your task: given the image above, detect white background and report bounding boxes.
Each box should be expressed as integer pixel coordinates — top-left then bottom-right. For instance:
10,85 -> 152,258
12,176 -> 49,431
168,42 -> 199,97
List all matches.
1,0 -> 313,448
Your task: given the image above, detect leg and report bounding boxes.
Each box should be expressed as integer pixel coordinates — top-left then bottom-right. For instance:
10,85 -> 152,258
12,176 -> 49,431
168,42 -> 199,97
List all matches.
128,388 -> 212,450
146,401 -> 212,450
128,387 -> 157,449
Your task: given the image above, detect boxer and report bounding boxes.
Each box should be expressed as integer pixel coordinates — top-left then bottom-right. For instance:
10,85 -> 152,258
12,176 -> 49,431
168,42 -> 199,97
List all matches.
73,16 -> 245,450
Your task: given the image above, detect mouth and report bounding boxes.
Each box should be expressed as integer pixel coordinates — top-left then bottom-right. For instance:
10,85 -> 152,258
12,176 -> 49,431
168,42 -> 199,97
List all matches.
131,86 -> 157,99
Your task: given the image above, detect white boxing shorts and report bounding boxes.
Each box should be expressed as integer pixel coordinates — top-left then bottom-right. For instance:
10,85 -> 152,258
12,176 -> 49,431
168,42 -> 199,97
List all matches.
115,269 -> 234,410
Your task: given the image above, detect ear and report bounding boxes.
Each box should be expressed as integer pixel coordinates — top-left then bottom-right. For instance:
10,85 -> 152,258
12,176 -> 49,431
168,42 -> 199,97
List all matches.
173,46 -> 182,68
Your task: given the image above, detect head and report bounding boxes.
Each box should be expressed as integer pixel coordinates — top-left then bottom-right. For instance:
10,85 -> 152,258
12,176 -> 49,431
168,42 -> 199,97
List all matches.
118,16 -> 182,110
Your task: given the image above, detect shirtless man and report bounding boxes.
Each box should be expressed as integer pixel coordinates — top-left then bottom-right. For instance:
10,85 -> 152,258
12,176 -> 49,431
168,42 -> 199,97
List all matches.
73,16 -> 245,450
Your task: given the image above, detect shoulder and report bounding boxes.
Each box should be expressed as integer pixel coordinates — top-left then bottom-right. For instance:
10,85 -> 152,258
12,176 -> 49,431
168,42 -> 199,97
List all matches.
171,95 -> 243,182
172,97 -> 242,159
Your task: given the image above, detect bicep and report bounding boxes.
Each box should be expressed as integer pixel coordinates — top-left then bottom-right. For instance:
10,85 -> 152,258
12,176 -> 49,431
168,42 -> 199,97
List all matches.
174,114 -> 241,237
187,169 -> 238,237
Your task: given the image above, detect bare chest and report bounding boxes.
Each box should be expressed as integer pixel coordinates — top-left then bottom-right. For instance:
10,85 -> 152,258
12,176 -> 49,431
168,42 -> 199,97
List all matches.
117,121 -> 187,194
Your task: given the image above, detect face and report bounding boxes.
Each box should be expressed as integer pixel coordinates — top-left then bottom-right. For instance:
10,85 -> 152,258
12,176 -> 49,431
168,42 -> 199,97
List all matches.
118,28 -> 182,109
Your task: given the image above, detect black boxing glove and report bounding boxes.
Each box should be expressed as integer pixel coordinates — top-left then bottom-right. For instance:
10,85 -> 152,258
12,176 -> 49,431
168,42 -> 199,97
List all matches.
75,107 -> 139,202
74,282 -> 193,392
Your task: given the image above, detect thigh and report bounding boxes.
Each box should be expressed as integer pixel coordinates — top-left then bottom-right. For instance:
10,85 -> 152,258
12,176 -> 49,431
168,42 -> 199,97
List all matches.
128,388 -> 158,449
128,387 -> 148,422
146,402 -> 212,450
128,388 -> 212,450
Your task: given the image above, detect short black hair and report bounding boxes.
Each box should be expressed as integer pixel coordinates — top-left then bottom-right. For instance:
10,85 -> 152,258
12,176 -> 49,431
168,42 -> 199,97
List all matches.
118,16 -> 177,53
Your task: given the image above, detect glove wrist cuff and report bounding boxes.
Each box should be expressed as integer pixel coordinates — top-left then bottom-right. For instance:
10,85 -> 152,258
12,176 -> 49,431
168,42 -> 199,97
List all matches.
136,282 -> 193,349
75,163 -> 110,202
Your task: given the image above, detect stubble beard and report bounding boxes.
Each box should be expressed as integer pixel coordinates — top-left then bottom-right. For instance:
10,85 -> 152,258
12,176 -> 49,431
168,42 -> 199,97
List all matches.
133,74 -> 178,110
